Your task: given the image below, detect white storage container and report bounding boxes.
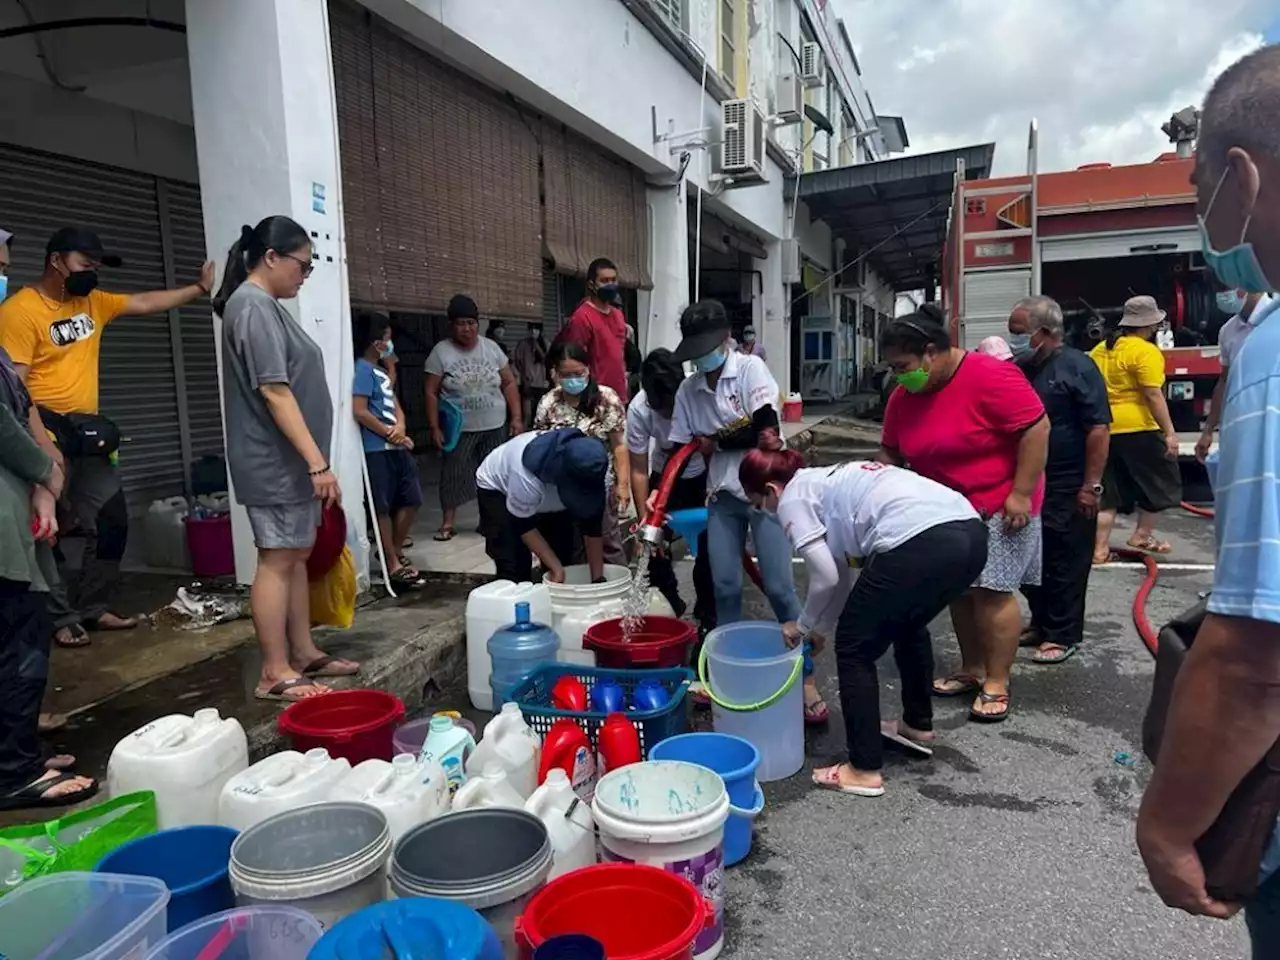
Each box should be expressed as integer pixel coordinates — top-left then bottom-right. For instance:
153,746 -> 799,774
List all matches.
330,754 -> 449,841
218,748 -> 351,833
526,768 -> 596,879
466,580 -> 552,711
143,497 -> 190,571
545,565 -> 674,665
465,703 -> 541,799
107,708 -> 248,829
451,763 -> 526,811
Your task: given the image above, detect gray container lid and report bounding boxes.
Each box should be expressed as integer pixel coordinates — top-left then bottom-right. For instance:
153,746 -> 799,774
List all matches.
231,801 -> 390,880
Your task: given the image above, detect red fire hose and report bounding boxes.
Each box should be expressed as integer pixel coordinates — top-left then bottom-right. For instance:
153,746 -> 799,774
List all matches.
1122,502 -> 1215,656
638,440 -> 765,591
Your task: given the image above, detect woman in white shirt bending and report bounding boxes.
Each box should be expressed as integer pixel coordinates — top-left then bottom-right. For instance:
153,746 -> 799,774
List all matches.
740,449 -> 988,798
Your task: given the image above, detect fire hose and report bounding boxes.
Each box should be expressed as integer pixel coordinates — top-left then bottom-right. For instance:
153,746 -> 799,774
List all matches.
1119,501 -> 1215,656
636,440 -> 765,592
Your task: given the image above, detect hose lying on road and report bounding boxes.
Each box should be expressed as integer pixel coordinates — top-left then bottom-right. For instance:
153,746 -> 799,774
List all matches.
1121,503 -> 1215,656
1181,500 -> 1215,518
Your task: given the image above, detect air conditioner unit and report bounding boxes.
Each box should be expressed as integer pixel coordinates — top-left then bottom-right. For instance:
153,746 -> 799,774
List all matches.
719,99 -> 767,181
781,238 -> 801,284
775,73 -> 803,125
800,41 -> 824,88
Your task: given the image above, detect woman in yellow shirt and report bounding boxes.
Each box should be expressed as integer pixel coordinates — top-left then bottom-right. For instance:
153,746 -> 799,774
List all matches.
1088,296 -> 1182,561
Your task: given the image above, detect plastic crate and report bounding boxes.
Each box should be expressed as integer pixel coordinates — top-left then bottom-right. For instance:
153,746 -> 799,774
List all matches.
506,664 -> 693,757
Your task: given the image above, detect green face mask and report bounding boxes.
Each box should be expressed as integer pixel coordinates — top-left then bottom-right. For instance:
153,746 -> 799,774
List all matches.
895,367 -> 930,393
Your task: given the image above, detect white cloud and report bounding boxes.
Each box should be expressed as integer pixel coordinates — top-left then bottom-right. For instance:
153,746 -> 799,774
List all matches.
839,0 -> 1273,175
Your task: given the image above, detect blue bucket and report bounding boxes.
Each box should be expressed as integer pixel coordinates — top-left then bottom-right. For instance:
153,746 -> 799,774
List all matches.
96,824 -> 238,931
649,732 -> 763,865
310,898 -> 503,960
665,508 -> 708,558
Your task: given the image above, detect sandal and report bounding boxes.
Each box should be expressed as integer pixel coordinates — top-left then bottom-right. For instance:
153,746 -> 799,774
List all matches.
1127,535 -> 1172,555
83,612 -> 139,631
804,698 -> 830,725
1092,550 -> 1112,566
254,677 -> 331,702
0,770 -> 99,811
880,720 -> 934,758
433,528 -> 455,542
812,763 -> 884,798
390,567 -> 425,589
54,625 -> 90,648
969,688 -> 1011,723
299,656 -> 360,678
1031,643 -> 1078,665
932,673 -> 982,698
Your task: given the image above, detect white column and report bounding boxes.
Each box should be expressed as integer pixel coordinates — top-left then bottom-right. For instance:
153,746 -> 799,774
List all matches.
755,243 -> 789,393
639,185 -> 689,354
186,0 -> 368,586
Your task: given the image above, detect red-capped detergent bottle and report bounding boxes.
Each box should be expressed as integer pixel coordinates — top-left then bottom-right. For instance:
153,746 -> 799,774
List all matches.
538,718 -> 596,802
596,712 -> 642,778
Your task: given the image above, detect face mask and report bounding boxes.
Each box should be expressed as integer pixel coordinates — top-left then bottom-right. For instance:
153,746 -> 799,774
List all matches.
529,327 -> 542,339
561,376 -> 589,396
1006,333 -> 1032,358
743,333 -> 757,344
694,348 -> 727,374
596,282 -> 619,302
64,269 -> 99,297
490,327 -> 504,341
1216,290 -> 1245,315
379,339 -> 394,359
1200,166 -> 1273,293
895,367 -> 930,393
0,275 -> 7,302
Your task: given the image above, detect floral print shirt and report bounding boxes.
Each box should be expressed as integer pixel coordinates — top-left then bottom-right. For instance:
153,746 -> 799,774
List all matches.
534,384 -> 626,441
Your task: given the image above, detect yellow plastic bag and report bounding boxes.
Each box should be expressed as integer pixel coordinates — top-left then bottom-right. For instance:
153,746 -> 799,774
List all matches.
310,545 -> 356,627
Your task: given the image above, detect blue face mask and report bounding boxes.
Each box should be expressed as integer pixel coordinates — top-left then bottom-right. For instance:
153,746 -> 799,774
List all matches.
0,275 -> 7,302
378,338 -> 394,359
561,376 -> 589,396
1216,290 -> 1245,316
1006,333 -> 1032,358
1200,166 -> 1273,294
694,348 -> 727,374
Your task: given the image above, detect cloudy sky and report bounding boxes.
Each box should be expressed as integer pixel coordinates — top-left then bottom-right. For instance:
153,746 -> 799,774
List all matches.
841,0 -> 1280,176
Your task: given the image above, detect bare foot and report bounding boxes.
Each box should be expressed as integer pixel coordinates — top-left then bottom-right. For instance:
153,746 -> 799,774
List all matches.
38,712 -> 68,733
290,651 -> 360,678
812,762 -> 884,797
45,753 -> 76,771
11,767 -> 97,802
53,626 -> 90,648
89,612 -> 139,631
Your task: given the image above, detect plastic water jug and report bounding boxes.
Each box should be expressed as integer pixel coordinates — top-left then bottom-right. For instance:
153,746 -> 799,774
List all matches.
525,768 -> 596,879
217,748 -> 352,833
467,580 -> 553,711
108,708 -> 248,829
452,762 -> 527,811
488,602 -> 560,708
545,565 -> 674,666
144,496 -> 190,570
330,754 -> 450,841
596,713 -> 641,778
420,714 -> 476,797
538,719 -> 596,802
466,702 -> 542,799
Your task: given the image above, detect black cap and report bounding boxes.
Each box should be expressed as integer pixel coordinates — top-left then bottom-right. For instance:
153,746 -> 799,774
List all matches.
46,227 -> 122,268
672,300 -> 731,362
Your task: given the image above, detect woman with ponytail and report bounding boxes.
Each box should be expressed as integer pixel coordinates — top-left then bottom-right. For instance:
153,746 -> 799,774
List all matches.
739,449 -> 987,797
216,216 -> 358,702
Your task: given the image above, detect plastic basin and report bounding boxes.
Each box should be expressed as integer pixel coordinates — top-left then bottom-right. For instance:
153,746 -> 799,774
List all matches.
310,899 -> 503,960
664,509 -> 707,558
650,733 -> 763,866
97,825 -> 238,932
0,872 -> 169,960
583,616 -> 696,669
141,905 -> 323,960
278,690 -> 405,764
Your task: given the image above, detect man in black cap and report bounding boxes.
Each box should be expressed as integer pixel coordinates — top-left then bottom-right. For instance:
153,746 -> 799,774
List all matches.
0,227 -> 214,648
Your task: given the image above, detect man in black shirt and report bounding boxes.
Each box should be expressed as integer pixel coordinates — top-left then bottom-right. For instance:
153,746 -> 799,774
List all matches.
1009,295 -> 1111,663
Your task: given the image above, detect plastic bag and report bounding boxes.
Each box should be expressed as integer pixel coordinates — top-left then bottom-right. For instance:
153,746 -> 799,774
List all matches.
0,790 -> 157,894
310,544 -> 356,628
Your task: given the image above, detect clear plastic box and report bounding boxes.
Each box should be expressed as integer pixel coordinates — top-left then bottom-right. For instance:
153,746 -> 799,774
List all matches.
0,872 -> 169,960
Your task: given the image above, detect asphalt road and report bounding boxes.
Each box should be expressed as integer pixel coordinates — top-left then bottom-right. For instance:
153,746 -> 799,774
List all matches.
680,509 -> 1250,959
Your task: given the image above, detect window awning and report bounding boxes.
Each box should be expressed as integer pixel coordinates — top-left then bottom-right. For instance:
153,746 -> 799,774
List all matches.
787,144 -> 995,292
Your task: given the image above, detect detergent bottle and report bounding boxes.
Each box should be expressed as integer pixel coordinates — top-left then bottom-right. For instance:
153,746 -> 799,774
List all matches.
589,677 -> 626,714
596,712 -> 642,778
538,718 -> 596,802
451,762 -> 526,811
465,702 -> 541,799
419,714 -> 476,797
525,767 -> 596,879
632,677 -> 671,712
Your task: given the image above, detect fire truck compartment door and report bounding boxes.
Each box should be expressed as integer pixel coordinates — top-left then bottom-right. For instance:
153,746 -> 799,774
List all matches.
961,269 -> 1032,348
1039,226 -> 1201,263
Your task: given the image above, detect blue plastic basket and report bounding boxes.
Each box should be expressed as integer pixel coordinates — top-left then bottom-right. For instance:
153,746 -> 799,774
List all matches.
506,664 -> 693,756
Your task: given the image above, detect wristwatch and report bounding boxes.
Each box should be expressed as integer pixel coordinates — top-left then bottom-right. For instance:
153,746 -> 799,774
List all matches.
1085,482 -> 1104,495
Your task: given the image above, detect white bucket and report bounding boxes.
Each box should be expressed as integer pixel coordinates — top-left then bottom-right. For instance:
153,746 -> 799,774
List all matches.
544,564 -> 674,665
591,761 -> 729,960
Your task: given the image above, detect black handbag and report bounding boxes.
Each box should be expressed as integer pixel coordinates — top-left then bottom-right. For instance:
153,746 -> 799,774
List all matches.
38,407 -> 121,458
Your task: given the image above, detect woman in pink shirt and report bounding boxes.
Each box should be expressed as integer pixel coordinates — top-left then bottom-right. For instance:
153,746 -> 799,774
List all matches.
879,305 -> 1050,722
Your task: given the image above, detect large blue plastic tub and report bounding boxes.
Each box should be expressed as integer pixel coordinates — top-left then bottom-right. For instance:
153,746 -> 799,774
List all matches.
97,825 -> 238,932
650,732 -> 764,865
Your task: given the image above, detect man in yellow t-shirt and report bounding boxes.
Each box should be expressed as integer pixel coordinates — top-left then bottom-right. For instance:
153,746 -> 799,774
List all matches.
0,227 -> 213,647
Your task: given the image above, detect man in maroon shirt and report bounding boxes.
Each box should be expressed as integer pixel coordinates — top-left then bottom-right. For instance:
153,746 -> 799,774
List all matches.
556,257 -> 629,401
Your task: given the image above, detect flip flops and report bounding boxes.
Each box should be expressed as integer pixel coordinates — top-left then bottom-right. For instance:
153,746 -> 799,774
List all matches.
1030,644 -> 1078,665
0,771 -> 99,811
880,721 -> 934,758
969,688 -> 1011,723
300,656 -> 361,678
812,764 -> 884,798
254,677 -> 331,702
932,673 -> 982,698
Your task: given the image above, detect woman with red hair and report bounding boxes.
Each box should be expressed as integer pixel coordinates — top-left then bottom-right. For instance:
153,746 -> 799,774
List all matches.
740,449 -> 987,797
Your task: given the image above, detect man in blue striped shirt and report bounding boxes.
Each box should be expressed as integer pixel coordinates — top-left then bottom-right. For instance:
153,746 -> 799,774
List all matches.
1136,44 -> 1280,955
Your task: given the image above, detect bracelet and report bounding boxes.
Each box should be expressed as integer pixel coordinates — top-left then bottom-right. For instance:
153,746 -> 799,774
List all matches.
309,465 -> 330,477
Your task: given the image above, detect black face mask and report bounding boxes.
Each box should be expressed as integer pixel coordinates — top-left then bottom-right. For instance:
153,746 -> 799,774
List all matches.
64,269 -> 99,297
596,282 -> 619,302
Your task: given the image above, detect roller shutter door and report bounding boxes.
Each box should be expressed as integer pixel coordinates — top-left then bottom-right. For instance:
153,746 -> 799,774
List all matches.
961,269 -> 1031,349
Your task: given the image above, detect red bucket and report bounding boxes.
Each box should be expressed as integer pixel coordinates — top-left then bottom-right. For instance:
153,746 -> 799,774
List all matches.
277,689 -> 404,764
515,863 -> 712,960
583,616 -> 696,669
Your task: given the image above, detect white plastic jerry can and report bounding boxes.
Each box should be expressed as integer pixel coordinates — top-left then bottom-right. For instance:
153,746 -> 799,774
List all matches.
107,707 -> 249,829
451,762 -> 527,812
525,768 -> 596,879
331,754 -> 449,841
465,702 -> 542,799
217,748 -> 352,833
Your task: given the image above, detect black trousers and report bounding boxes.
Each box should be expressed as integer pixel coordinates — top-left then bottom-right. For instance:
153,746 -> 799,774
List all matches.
1021,489 -> 1096,647
646,472 -> 715,629
0,578 -> 52,791
477,489 -> 576,583
834,519 -> 988,771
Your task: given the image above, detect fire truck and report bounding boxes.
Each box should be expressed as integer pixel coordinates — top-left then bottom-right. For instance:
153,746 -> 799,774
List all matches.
942,111 -> 1226,456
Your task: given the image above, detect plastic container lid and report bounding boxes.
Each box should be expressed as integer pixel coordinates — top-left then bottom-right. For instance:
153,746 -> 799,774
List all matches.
0,872 -> 170,960
142,905 -> 323,960
309,899 -> 503,960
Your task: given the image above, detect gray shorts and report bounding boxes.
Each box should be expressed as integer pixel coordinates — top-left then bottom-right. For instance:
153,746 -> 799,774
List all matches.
246,500 -> 321,550
975,513 -> 1042,592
